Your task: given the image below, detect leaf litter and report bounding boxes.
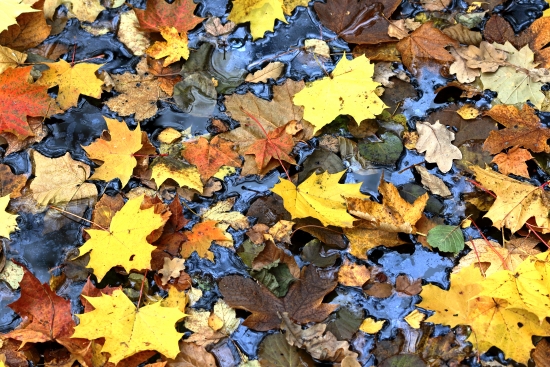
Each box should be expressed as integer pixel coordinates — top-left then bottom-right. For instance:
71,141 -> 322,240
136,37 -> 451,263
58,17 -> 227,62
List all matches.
1,0 -> 550,366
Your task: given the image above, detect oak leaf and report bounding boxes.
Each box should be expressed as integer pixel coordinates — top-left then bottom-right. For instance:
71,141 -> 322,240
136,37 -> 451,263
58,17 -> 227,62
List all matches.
134,0 -> 204,33
449,42 -> 506,83
0,195 -> 18,239
29,150 -> 98,210
146,26 -> 189,66
492,146 -> 533,178
159,257 -> 185,285
0,0 -> 39,33
396,22 -> 458,73
0,66 -> 54,139
472,165 -> 550,233
244,123 -> 296,172
228,0 -> 286,40
181,220 -> 231,260
0,0 -> 51,51
181,136 -> 241,182
76,194 -> 169,282
313,0 -> 401,45
272,170 -> 363,228
219,265 -> 337,331
415,120 -> 462,173
293,55 -> 387,133
37,59 -> 104,110
82,117 -> 143,187
72,289 -> 185,364
245,62 -> 284,83
483,104 -> 550,154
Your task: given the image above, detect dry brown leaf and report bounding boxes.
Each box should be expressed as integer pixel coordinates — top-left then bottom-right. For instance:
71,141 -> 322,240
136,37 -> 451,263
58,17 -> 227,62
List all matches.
245,62 -> 284,83
443,24 -> 482,45
449,42 -> 506,83
204,17 -> 235,36
338,259 -> 370,287
415,166 -> 451,197
0,0 -> 51,51
492,147 -> 533,178
118,10 -> 151,56
415,120 -> 462,173
158,257 -> 185,285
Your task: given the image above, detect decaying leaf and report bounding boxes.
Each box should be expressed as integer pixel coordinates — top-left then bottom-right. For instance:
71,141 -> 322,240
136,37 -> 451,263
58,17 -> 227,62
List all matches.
415,166 -> 451,197
245,62 -> 284,83
415,120 -> 462,173
492,146 -> 533,178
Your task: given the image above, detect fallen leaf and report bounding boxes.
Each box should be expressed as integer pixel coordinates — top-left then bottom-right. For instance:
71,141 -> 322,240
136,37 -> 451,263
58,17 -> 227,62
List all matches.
245,123 -> 296,171
415,166 -> 451,197
146,26 -> 189,66
0,195 -> 18,239
404,309 -> 425,329
158,257 -> 185,285
184,299 -> 239,345
492,147 -> 533,178
344,226 -> 404,259
72,289 -> 185,364
421,0 -> 451,11
415,120 -> 462,173
0,163 -> 27,198
313,0 -> 401,45
426,224 -> 465,253
219,265 -> 337,331
483,15 -> 515,45
181,136 -> 241,182
29,150 -> 98,210
135,0 -> 204,33
338,259 -> 370,287
359,318 -> 385,334
395,275 -> 422,296
117,10 -> 151,56
472,165 -> 550,233
150,157 -> 203,193
533,339 -> 550,367
442,23 -> 482,45
0,0 -> 39,33
228,0 -> 286,39
201,198 -> 249,230
204,17 -> 235,36
245,62 -> 284,83
304,38 -> 331,58
483,104 -> 550,154
396,22 -> 459,73
454,239 -> 529,276
0,0 -> 51,51
65,0 -> 105,22
181,220 -> 231,260
0,46 -> 26,73
166,341 -> 217,367
272,170 -> 363,228
293,55 -> 387,133
76,194 -> 169,281
0,66 -> 54,139
37,59 -> 104,110
456,104 -> 480,120
258,332 -> 315,367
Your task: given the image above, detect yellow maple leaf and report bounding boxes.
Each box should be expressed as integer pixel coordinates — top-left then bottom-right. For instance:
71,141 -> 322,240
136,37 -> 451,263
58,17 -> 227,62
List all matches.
419,265 -> 550,364
76,194 -> 169,282
293,55 -> 387,133
271,170 -> 363,228
228,0 -> 286,40
146,26 -> 189,66
0,195 -> 18,239
72,289 -> 184,364
37,59 -> 104,110
472,166 -> 550,233
82,117 -> 143,187
150,157 -> 203,194
0,0 -> 39,33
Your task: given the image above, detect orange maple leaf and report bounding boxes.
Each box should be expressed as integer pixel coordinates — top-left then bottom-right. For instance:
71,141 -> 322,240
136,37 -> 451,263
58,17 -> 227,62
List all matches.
182,136 -> 241,181
135,0 -> 204,33
244,124 -> 296,171
181,220 -> 229,260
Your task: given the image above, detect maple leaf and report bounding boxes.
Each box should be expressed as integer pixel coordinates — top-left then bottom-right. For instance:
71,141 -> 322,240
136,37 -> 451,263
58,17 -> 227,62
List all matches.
346,180 -> 428,234
181,136 -> 241,181
76,194 -> 169,282
181,220 -> 231,260
219,265 -> 337,331
396,22 -> 459,73
0,66 -> 54,139
483,104 -> 550,154
146,26 -> 189,67
36,60 -> 104,110
72,289 -> 185,364
82,117 -> 143,187
415,120 -> 462,173
29,150 -> 98,210
0,195 -> 18,239
150,157 -> 203,193
272,170 -> 363,228
0,0 -> 51,51
480,42 -> 546,108
65,0 -> 105,22
0,46 -> 26,74
492,146 -> 533,178
472,166 -> 550,233
419,265 -> 550,364
244,123 -> 296,171
293,55 -> 386,132
313,0 -> 401,45
0,0 -> 39,33
228,0 -> 287,40
135,0 -> 204,33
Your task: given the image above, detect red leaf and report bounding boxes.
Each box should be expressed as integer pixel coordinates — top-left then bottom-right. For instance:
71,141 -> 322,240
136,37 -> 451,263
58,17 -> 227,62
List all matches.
182,136 -> 242,181
244,124 -> 296,171
135,0 -> 205,33
0,66 -> 53,139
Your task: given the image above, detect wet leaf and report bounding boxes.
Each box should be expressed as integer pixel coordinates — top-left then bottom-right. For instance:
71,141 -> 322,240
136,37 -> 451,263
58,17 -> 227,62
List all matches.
0,195 -> 18,239
492,146 -> 533,178
135,0 -> 204,33
1,0 -> 53,52
0,45 -> 26,73
118,10 -> 151,56
415,166 -> 451,197
166,341 -> 217,367
258,333 -> 315,367
338,259 -> 370,287
65,0 -> 105,22
73,289 -> 185,364
293,55 -> 387,133
150,157 -> 203,193
219,265 -> 337,331
380,354 -> 427,367
158,257 -> 185,285
358,132 -> 403,165
181,220 -> 231,260
184,299 -> 239,345
0,163 -> 27,198
415,120 -> 462,173
245,62 -> 284,83
300,239 -> 340,267
426,225 -> 465,253
272,170 -> 363,228
359,317 -> 385,334
182,137 -> 241,182
244,123 -> 296,171
0,0 -> 39,32
146,26 -> 189,66
77,194 -> 169,281
228,0 -> 286,39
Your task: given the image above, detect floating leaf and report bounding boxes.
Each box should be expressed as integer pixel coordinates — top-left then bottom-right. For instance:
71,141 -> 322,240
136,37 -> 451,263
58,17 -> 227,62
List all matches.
427,225 -> 465,253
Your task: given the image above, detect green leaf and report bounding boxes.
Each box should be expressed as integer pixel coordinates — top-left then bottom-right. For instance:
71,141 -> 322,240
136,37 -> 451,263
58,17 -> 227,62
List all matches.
358,132 -> 403,165
427,225 -> 465,253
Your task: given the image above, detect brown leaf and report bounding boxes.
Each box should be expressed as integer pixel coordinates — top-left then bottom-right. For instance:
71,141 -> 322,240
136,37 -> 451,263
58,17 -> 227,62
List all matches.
252,240 -> 300,278
181,136 -> 241,182
421,0 -> 451,11
492,146 -> 533,178
395,275 -> 422,296
532,338 -> 550,367
166,341 -> 217,367
338,259 -> 370,287
443,24 -> 482,45
483,104 -> 550,154
218,265 -> 337,331
0,163 -> 27,198
313,0 -> 401,45
483,15 -> 515,44
245,62 -> 284,83
353,43 -> 401,62
515,17 -> 550,68
396,22 -> 459,74
0,0 -> 51,51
